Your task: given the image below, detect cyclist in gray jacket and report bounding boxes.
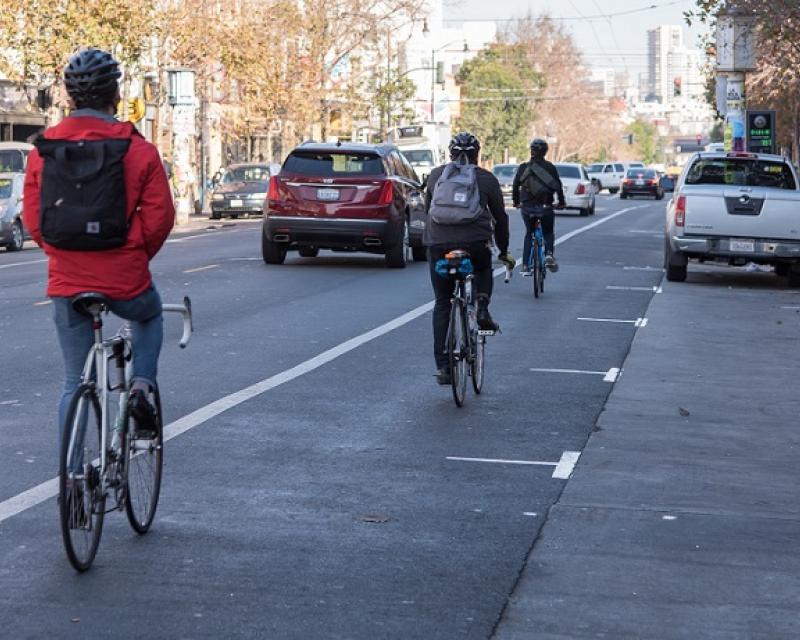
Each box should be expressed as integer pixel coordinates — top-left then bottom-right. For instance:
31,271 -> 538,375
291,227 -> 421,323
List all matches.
425,132 -> 515,385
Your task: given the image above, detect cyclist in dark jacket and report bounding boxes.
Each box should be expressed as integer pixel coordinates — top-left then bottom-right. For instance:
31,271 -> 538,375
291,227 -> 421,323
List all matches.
512,138 -> 565,273
425,132 -> 515,385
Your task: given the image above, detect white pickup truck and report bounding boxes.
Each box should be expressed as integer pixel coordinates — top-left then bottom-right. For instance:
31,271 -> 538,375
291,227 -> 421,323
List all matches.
665,151 -> 800,285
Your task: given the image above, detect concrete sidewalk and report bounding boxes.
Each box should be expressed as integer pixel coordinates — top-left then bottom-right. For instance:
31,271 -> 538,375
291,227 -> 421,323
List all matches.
495,266 -> 800,639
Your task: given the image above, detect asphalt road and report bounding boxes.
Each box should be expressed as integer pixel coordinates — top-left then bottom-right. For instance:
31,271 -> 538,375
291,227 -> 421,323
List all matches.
0,195 -> 666,638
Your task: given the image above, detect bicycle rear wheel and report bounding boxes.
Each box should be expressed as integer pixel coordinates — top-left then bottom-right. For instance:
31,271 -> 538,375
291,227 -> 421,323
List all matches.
532,239 -> 541,299
59,384 -> 105,572
471,333 -> 485,394
124,387 -> 163,534
448,299 -> 468,407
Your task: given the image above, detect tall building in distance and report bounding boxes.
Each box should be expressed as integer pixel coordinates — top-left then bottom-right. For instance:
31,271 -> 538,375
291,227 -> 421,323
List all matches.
646,25 -> 704,103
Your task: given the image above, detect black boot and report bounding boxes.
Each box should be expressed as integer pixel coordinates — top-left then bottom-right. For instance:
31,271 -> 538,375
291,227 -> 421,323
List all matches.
476,295 -> 499,332
129,384 -> 159,439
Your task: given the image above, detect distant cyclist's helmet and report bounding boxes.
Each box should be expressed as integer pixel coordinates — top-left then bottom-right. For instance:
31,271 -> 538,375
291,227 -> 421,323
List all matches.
64,48 -> 121,108
530,138 -> 549,158
449,132 -> 481,161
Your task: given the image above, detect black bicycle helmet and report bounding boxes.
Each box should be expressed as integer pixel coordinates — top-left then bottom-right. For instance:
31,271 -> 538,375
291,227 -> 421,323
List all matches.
530,138 -> 549,158
64,48 -> 121,108
449,132 -> 481,161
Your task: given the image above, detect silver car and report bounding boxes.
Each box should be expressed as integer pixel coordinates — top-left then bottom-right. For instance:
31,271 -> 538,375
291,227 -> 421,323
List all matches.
492,163 -> 518,204
0,173 -> 26,252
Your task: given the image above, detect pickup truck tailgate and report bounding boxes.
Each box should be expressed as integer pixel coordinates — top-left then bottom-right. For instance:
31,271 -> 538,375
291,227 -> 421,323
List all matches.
684,185 -> 800,241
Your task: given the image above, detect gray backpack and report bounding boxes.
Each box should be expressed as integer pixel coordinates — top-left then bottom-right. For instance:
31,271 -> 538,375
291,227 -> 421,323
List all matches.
429,160 -> 483,225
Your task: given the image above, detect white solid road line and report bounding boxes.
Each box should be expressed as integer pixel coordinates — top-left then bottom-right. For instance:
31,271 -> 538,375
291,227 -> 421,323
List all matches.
183,263 -> 220,274
0,203 -> 645,525
33,300 -> 52,307
0,258 -> 47,270
606,285 -> 660,292
603,368 -> 621,382
552,451 -> 582,479
529,367 -> 620,382
447,451 -> 582,480
577,317 -> 637,324
623,266 -> 663,272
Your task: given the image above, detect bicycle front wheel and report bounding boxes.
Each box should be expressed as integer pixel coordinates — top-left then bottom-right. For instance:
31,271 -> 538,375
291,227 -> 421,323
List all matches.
448,299 -> 468,407
471,334 -> 485,394
124,387 -> 163,534
59,384 -> 105,572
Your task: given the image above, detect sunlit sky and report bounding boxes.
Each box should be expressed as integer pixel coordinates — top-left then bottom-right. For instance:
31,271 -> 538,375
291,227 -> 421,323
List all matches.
452,0 -> 709,75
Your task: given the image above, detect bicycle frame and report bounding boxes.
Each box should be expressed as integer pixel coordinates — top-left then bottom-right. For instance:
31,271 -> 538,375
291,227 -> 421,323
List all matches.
527,217 -> 546,274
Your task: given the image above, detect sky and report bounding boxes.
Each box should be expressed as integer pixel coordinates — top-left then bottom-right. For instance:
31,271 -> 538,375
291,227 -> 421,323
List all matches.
451,0 -> 709,76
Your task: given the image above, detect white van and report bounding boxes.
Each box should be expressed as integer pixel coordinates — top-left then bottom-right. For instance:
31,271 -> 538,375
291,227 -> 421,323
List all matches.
0,142 -> 34,173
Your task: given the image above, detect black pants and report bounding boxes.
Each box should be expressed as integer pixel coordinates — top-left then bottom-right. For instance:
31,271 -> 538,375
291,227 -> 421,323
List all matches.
520,205 -> 555,265
428,242 -> 493,369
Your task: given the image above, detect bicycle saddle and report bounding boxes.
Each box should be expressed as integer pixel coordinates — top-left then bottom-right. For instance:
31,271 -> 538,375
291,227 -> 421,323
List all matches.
71,292 -> 111,317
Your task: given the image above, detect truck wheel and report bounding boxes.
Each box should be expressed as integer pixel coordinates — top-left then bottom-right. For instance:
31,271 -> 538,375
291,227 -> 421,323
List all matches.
609,187 -> 619,195
775,263 -> 790,277
262,231 -> 287,264
6,219 -> 24,252
412,246 -> 427,262
664,238 -> 687,282
298,246 -> 319,258
788,265 -> 800,287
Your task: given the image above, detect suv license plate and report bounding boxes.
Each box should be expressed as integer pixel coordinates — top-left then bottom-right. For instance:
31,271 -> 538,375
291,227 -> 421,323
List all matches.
317,188 -> 340,201
230,199 -> 243,208
636,180 -> 644,186
730,239 -> 755,252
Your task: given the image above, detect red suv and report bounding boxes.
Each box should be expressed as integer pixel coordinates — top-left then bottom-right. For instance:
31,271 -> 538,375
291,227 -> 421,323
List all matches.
262,142 -> 427,268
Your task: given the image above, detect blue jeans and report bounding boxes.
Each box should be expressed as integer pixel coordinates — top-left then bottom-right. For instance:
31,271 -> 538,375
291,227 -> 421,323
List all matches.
520,205 -> 555,269
52,286 -> 163,443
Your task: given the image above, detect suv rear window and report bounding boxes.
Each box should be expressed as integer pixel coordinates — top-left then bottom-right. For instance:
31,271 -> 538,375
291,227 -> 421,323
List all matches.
0,151 -> 24,173
284,152 -> 384,177
402,150 -> 434,165
492,165 -> 517,179
556,165 -> 581,179
685,158 -> 797,189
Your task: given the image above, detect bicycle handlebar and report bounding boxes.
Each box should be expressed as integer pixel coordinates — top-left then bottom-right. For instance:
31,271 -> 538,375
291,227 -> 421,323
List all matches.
162,296 -> 193,348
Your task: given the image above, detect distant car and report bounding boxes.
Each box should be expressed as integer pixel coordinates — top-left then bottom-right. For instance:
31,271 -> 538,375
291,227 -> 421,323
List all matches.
263,142 -> 426,268
620,168 -> 664,200
0,173 -> 26,252
491,163 -> 518,204
659,174 -> 676,192
210,163 -> 274,219
586,162 -> 626,194
554,163 -> 596,216
0,142 -> 33,173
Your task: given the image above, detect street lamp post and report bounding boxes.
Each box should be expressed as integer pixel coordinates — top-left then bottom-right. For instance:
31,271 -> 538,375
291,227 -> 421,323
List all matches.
428,40 -> 468,124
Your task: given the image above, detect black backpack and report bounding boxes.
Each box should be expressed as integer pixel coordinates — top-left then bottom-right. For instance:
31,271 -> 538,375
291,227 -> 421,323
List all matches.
35,138 -> 131,251
520,160 -> 560,201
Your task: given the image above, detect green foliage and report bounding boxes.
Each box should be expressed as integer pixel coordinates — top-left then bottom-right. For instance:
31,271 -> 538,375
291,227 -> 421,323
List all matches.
626,119 -> 663,165
455,44 -> 542,164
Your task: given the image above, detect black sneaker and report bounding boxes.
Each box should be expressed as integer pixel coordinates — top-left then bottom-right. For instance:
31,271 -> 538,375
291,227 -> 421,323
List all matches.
129,389 -> 158,439
435,369 -> 451,385
476,306 -> 500,332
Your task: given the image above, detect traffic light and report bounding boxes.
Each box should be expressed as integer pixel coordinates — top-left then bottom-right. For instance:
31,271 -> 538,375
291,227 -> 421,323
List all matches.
673,76 -> 682,97
746,110 -> 776,154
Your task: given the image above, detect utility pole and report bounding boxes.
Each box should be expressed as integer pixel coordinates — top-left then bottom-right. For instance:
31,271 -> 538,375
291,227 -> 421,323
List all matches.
715,3 -> 757,152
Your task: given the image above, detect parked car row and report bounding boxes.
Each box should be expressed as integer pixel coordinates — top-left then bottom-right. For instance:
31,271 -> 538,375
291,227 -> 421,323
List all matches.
491,162 -> 596,216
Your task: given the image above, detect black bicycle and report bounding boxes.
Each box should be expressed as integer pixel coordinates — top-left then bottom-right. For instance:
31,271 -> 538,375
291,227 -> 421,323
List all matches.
438,250 -> 508,407
522,216 -> 546,298
59,293 -> 192,572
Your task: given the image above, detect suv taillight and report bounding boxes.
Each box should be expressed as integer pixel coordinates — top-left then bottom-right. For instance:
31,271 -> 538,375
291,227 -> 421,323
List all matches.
675,195 -> 686,227
378,180 -> 394,205
575,183 -> 586,195
268,176 -> 280,201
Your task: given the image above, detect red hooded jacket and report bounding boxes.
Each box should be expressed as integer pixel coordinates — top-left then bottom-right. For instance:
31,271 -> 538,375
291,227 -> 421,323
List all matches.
23,115 -> 175,299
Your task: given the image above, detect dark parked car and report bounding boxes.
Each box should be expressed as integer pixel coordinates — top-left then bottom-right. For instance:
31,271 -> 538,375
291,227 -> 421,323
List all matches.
659,174 -> 676,192
491,163 -> 518,203
620,168 -> 664,200
211,163 -> 274,219
263,142 -> 426,268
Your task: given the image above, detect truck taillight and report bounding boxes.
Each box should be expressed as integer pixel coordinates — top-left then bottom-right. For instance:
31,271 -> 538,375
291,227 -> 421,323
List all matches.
575,183 -> 586,195
675,195 -> 686,227
268,176 -> 280,201
379,180 -> 394,205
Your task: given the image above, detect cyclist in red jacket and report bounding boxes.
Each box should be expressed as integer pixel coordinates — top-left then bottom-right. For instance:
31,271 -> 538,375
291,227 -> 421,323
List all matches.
23,49 -> 174,440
